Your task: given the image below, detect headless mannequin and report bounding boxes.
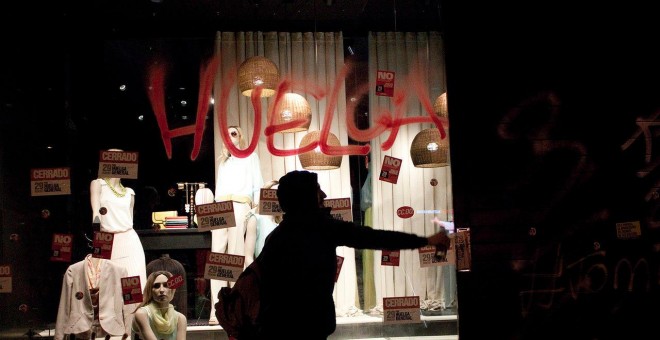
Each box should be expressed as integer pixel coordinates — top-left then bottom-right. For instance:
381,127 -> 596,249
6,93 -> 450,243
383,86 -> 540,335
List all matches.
90,177 -> 134,232
90,149 -> 147,292
55,254 -> 132,340
209,126 -> 263,324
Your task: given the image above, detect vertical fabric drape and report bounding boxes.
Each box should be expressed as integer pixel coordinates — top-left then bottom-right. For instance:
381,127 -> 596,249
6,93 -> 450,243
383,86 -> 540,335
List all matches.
212,31 -> 359,316
368,31 -> 456,311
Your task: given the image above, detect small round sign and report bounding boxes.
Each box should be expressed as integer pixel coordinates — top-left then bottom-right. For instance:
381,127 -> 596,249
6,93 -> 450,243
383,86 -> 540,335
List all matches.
99,207 -> 107,215
430,179 -> 438,186
396,206 -> 415,219
167,274 -> 185,289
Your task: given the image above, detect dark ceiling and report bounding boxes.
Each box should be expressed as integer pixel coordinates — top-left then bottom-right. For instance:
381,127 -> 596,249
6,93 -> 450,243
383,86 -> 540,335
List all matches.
101,0 -> 444,38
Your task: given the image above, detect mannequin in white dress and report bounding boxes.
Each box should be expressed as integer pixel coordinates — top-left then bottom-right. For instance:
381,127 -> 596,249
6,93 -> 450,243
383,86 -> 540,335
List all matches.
244,180 -> 281,268
90,149 -> 147,292
208,126 -> 264,325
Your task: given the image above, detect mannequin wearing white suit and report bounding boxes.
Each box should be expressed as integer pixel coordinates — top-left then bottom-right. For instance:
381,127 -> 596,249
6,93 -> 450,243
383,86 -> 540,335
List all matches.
55,255 -> 134,340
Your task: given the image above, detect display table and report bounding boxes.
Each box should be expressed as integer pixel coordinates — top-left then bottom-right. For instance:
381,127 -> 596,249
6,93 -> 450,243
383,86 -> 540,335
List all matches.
137,228 -> 211,251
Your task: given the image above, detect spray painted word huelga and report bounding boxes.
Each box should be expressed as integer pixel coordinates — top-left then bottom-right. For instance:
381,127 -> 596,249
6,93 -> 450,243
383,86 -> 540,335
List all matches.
147,57 -> 447,161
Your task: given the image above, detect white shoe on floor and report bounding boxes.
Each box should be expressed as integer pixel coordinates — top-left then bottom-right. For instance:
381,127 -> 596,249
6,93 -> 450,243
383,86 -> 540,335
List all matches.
208,317 -> 219,326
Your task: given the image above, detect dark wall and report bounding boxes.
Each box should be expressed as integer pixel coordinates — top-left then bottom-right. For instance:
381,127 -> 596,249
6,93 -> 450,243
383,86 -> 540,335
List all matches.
444,3 -> 660,339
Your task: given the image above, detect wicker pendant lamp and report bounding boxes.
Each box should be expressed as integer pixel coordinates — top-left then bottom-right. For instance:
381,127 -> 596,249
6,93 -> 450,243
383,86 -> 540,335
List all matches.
433,92 -> 448,118
298,131 -> 342,170
273,93 -> 312,133
410,128 -> 449,168
238,56 -> 279,98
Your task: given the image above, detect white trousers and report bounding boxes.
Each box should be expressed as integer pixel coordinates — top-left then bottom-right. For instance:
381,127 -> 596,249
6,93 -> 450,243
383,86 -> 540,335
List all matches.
208,201 -> 251,321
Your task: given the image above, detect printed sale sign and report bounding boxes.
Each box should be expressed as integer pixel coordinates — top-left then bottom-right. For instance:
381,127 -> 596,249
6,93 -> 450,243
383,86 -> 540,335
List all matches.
379,155 -> 402,184
335,256 -> 344,282
455,228 -> 471,272
51,233 -> 73,262
383,296 -> 421,324
121,276 -> 143,304
92,231 -> 114,259
323,198 -> 353,222
381,250 -> 400,266
98,150 -> 139,179
204,252 -> 245,282
259,188 -> 282,216
196,201 -> 236,231
375,70 -> 395,97
31,167 -> 71,196
615,221 -> 641,240
0,265 -> 12,293
418,243 -> 455,267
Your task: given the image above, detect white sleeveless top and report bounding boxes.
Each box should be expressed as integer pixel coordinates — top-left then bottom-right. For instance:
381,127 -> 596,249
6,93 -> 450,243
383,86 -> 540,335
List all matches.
98,179 -> 135,233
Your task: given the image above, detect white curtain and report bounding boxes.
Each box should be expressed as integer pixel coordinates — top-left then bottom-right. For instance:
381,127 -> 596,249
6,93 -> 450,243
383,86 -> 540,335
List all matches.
212,31 -> 360,315
368,31 -> 456,311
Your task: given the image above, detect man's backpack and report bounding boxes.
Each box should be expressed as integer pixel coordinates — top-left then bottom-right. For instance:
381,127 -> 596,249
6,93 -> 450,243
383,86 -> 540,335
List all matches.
215,260 -> 263,338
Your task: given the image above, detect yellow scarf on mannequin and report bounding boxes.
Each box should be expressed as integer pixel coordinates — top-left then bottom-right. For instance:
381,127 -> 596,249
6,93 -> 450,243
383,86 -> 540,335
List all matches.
147,303 -> 177,335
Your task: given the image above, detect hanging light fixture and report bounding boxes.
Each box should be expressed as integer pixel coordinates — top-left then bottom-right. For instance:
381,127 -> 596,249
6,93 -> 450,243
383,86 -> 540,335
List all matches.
410,92 -> 450,167
237,56 -> 279,98
271,30 -> 312,133
272,93 -> 312,133
410,128 -> 449,168
298,131 -> 342,170
433,92 -> 448,118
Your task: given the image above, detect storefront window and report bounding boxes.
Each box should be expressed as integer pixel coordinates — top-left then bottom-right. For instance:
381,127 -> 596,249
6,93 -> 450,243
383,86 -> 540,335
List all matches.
1,1 -> 456,338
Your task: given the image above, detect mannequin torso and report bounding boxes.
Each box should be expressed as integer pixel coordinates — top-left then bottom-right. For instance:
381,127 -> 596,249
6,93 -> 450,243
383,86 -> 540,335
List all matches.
90,178 -> 135,233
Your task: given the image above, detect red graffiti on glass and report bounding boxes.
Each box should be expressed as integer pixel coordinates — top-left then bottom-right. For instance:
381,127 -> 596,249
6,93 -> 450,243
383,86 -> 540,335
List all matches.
147,58 -> 447,160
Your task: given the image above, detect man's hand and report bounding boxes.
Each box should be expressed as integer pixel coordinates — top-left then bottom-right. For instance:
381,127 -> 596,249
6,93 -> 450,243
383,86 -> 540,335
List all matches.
427,231 -> 450,248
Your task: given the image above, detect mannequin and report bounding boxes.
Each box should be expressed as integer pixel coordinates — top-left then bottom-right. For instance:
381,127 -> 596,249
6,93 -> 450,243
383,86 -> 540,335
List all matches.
244,180 -> 281,267
55,254 -> 133,340
146,254 -> 188,316
430,217 -> 457,309
90,149 -> 147,292
209,126 -> 264,325
132,270 -> 187,340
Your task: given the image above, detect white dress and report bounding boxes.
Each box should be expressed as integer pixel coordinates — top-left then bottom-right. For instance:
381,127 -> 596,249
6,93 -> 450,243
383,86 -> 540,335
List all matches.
96,179 -> 147,292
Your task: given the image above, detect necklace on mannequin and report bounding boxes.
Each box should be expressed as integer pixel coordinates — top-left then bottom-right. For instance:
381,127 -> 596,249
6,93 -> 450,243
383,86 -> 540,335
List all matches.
103,178 -> 126,197
86,256 -> 103,289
